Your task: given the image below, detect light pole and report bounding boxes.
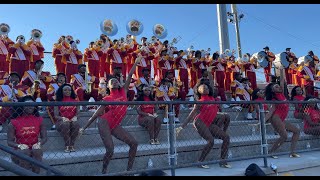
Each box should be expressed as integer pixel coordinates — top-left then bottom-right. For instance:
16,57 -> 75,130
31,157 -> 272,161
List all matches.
227,4 -> 244,58
217,4 -> 230,54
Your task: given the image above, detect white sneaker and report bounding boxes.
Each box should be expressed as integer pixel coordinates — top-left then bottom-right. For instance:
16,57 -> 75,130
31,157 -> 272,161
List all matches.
163,118 -> 169,124
51,125 -> 56,130
174,117 -> 180,123
0,125 -> 2,132
247,113 -> 254,120
222,104 -> 230,109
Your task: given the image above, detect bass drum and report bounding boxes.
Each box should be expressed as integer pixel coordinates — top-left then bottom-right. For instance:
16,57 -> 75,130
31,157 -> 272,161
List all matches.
274,52 -> 289,68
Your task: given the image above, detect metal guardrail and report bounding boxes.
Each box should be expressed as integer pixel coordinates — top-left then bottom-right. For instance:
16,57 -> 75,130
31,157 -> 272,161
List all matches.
0,144 -> 64,176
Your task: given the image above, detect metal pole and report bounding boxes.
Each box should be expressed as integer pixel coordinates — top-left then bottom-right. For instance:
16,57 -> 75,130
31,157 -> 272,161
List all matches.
231,4 -> 242,58
259,103 -> 268,167
217,4 -> 230,54
168,103 -> 176,176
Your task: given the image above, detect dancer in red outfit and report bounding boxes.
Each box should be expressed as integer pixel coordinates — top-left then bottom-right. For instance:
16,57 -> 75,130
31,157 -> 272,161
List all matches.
303,97 -> 320,136
176,66 -> 231,169
290,86 -> 305,119
265,82 -> 300,158
136,84 -> 161,145
54,84 -> 80,153
7,95 -> 47,174
80,56 -> 141,174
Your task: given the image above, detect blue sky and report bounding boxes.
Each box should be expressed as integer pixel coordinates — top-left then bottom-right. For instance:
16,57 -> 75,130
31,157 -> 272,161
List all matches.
1,4 -> 319,80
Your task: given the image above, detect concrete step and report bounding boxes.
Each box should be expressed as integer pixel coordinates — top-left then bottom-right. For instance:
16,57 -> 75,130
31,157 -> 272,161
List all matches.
0,132 -> 318,176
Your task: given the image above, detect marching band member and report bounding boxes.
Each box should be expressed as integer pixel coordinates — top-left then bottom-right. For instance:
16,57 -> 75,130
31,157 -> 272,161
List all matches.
289,57 -> 300,86
107,39 -> 127,79
263,46 -> 276,83
0,71 -> 9,85
84,41 -> 103,78
155,75 -> 179,124
230,72 -> 242,100
125,35 -> 139,78
284,48 -> 295,84
64,38 -> 83,82
7,35 -> 32,77
175,50 -> 191,95
27,29 -> 45,69
0,23 -> 14,72
298,58 -> 316,97
157,49 -> 174,81
135,67 -> 156,96
235,78 -> 254,120
52,35 -> 67,74
241,53 -> 257,90
193,50 -> 207,83
46,72 -> 67,130
211,52 -> 227,93
132,42 -> 155,79
98,34 -> 112,78
21,60 -> 53,101
70,64 -> 99,102
0,72 -> 27,131
225,55 -> 236,92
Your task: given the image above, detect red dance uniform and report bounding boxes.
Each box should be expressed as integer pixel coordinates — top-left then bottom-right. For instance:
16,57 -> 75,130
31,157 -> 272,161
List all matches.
138,96 -> 155,123
304,108 -> 320,130
11,115 -> 43,148
272,93 -> 289,122
101,88 -> 128,130
292,95 -> 305,118
195,95 -> 218,127
59,97 -> 78,120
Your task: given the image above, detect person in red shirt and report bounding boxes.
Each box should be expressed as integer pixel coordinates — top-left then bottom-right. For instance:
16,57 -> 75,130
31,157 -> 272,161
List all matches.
136,84 -> 161,145
7,95 -> 47,174
264,82 -> 300,158
176,66 -> 231,169
303,97 -> 320,135
290,86 -> 305,119
252,88 -> 268,121
54,83 -> 80,153
79,56 -> 141,174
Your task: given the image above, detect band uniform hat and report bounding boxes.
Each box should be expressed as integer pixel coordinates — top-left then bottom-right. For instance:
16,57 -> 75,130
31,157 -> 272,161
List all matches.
9,72 -> 21,80
35,59 -> 44,64
263,46 -> 270,50
285,48 -> 291,51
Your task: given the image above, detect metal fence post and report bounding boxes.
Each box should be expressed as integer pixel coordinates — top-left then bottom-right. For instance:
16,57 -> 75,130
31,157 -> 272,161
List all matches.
259,103 -> 268,167
167,102 -> 176,176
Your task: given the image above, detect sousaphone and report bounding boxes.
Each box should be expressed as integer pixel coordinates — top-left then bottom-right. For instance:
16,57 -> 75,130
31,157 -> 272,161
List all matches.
126,19 -> 143,36
153,24 -> 167,39
100,19 -> 118,36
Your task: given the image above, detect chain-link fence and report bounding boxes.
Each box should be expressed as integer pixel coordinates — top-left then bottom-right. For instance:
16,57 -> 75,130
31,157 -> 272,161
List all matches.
0,100 -> 319,176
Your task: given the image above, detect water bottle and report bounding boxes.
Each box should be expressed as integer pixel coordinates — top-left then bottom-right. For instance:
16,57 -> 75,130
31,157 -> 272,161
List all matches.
147,158 -> 153,168
306,142 -> 311,149
228,150 -> 233,159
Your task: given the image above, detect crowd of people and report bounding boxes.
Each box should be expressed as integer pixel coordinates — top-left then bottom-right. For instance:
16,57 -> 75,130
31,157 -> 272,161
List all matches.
0,23 -> 320,174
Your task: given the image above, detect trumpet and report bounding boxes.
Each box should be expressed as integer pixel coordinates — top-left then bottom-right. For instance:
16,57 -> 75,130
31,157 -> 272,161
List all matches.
31,29 -> 42,42
169,36 -> 182,47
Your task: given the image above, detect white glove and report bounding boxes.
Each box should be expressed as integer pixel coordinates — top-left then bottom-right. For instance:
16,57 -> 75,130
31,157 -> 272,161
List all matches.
152,113 -> 158,118
175,127 -> 183,136
79,128 -> 84,136
18,144 -> 29,150
32,142 -> 41,150
71,116 -> 78,122
62,117 -> 70,123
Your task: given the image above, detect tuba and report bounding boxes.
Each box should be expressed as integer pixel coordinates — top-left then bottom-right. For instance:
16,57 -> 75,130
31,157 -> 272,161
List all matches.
274,52 -> 289,68
251,51 -> 269,68
153,24 -> 167,39
126,19 -> 143,36
100,19 -> 118,36
0,23 -> 10,38
31,29 -> 42,42
298,55 -> 313,65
